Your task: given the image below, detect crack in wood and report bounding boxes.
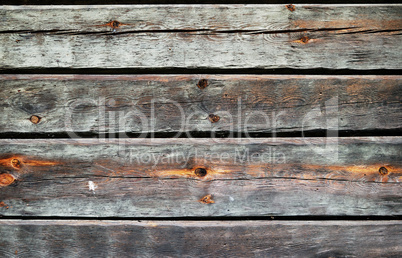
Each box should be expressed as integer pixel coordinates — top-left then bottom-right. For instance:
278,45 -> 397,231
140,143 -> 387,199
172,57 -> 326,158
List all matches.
16,175 -> 402,185
338,29 -> 402,35
0,27 -> 366,36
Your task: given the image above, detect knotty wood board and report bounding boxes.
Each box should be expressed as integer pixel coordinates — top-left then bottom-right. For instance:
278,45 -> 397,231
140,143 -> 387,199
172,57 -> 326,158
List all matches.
0,5 -> 401,69
0,75 -> 400,134
0,220 -> 401,257
0,137 -> 400,217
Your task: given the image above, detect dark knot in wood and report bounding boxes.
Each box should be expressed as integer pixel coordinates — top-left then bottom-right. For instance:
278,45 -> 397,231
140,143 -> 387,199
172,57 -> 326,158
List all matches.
286,4 -> 296,12
300,36 -> 310,44
379,167 -> 388,175
197,79 -> 208,89
30,115 -> 41,124
111,21 -> 121,29
11,159 -> 21,169
208,114 -> 220,123
195,167 -> 207,177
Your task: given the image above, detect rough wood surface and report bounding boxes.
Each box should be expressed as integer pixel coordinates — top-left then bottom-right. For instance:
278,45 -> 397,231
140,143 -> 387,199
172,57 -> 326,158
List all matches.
0,5 -> 401,69
0,75 -> 400,134
6,0 -> 402,5
0,220 -> 401,257
0,137 -> 400,217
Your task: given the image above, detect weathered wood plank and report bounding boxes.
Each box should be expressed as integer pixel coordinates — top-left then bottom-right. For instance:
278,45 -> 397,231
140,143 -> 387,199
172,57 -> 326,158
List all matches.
5,0 -> 402,5
0,220 -> 401,257
1,5 -> 401,69
0,75 -> 400,134
0,137 -> 400,217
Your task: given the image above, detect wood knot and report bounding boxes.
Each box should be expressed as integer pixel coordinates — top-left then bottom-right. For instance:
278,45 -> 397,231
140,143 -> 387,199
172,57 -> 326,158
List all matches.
30,115 -> 41,124
194,167 -> 207,177
197,79 -> 208,89
208,114 -> 220,123
103,20 -> 124,30
11,159 -> 21,169
379,167 -> 388,175
98,20 -> 128,30
0,174 -> 15,186
199,194 -> 214,204
0,201 -> 9,209
300,36 -> 310,44
286,4 -> 296,12
111,21 -> 121,29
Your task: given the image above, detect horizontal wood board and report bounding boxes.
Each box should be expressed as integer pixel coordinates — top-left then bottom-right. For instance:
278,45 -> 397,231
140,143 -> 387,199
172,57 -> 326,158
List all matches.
0,137 -> 400,217
0,75 -> 400,134
0,220 -> 401,257
0,5 -> 401,69
1,3 -> 401,257
5,0 -> 402,4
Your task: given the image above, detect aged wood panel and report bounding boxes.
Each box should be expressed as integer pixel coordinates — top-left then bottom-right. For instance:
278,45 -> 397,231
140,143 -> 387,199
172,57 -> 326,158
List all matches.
0,137 -> 400,217
0,220 -> 401,257
0,75 -> 400,134
6,0 -> 402,5
0,5 -> 401,69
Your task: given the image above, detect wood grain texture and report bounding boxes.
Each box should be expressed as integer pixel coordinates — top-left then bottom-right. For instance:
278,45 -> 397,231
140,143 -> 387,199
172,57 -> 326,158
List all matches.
0,220 -> 401,257
0,75 -> 400,134
0,137 -> 400,217
5,0 -> 402,5
0,5 -> 401,69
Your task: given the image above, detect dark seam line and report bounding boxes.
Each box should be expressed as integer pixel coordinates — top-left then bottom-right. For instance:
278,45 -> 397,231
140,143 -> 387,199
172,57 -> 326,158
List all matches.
0,215 -> 401,221
0,129 -> 401,139
0,68 -> 401,75
0,27 -> 360,35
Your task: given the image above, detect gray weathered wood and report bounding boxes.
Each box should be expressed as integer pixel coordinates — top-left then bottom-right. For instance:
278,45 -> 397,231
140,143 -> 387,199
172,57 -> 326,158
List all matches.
0,5 -> 401,69
0,137 -> 400,217
0,75 -> 400,134
0,220 -> 401,257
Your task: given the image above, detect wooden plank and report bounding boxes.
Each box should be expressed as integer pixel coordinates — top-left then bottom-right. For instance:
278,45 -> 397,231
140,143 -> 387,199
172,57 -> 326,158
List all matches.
0,5 -> 401,70
6,0 -> 402,5
0,220 -> 401,257
0,137 -> 400,217
0,75 -> 400,134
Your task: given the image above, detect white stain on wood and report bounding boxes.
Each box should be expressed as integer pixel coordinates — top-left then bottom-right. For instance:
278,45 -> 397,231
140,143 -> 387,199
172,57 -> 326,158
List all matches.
88,181 -> 97,194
